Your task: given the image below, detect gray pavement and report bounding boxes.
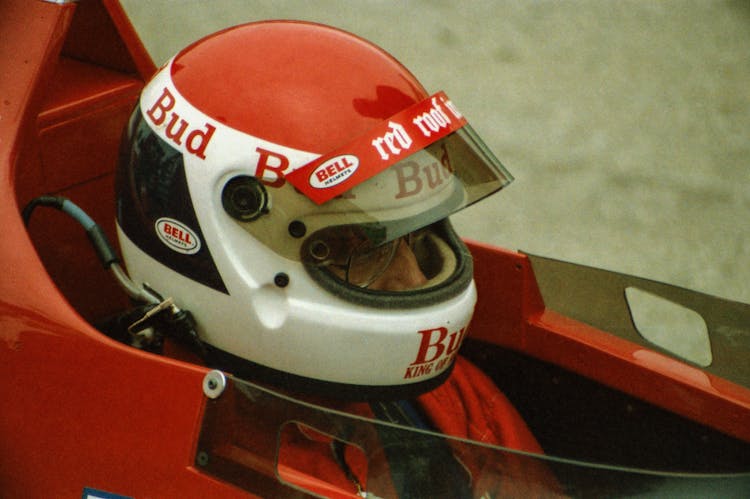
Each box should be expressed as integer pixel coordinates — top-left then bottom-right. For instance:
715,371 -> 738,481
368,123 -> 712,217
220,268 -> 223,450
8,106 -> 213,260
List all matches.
121,0 -> 750,305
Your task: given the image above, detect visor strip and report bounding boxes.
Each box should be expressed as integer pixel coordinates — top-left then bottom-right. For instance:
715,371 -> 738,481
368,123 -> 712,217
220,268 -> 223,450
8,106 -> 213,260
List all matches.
286,91 -> 467,205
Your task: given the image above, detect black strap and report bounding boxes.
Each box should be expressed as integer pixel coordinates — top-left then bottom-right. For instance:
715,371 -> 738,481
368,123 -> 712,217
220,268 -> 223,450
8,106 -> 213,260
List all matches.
369,400 -> 472,499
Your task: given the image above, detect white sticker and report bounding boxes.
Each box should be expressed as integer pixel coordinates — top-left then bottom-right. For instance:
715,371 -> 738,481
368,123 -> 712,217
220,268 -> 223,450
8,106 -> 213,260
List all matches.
155,217 -> 201,255
309,154 -> 360,189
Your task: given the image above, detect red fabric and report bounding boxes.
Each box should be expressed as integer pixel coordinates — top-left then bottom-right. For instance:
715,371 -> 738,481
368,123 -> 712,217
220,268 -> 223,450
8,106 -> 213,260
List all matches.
417,355 -> 543,452
278,422 -> 372,498
277,356 -> 563,498
418,356 -> 564,497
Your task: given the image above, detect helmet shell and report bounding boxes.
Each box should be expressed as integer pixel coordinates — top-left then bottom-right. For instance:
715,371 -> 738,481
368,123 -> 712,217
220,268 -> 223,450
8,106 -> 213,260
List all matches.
116,21 -> 484,399
171,21 -> 428,153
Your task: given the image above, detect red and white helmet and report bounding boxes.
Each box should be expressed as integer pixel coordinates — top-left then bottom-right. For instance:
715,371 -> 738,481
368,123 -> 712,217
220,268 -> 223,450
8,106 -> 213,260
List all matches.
116,21 -> 512,399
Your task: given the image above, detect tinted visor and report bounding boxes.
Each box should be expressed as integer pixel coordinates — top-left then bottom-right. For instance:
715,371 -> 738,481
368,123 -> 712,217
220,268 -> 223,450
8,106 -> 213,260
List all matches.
359,124 -> 512,244
300,125 -> 512,247
297,125 -> 511,285
228,121 -> 512,267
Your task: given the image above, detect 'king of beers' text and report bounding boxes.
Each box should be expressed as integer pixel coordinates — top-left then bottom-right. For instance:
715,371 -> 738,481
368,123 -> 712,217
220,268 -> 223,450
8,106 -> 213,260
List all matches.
404,326 -> 467,379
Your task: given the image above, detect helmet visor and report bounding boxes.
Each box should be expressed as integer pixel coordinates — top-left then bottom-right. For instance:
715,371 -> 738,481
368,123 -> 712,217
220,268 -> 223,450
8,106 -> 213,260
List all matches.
299,123 -> 513,248
298,124 -> 510,289
229,100 -> 512,266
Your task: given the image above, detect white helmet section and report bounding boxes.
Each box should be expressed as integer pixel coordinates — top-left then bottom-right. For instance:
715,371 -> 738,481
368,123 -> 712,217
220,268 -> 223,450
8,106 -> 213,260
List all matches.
139,59 -> 320,184
118,61 -> 477,388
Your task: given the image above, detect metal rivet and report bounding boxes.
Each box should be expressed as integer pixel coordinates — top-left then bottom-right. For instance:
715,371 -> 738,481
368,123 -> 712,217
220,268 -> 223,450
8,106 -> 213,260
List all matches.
288,220 -> 306,238
274,272 -> 290,288
196,451 -> 210,467
202,370 -> 226,399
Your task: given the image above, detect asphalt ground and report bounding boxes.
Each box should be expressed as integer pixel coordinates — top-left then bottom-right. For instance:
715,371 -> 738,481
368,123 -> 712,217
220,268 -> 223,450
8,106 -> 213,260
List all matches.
121,0 -> 750,307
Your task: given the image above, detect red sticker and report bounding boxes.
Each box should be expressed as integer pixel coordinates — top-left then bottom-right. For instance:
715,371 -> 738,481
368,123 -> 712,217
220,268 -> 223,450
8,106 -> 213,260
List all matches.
285,91 -> 467,204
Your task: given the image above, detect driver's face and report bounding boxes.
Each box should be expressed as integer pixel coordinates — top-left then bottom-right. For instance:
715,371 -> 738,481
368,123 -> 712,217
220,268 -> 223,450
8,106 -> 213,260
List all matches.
318,234 -> 429,291
366,238 -> 428,291
306,227 -> 429,291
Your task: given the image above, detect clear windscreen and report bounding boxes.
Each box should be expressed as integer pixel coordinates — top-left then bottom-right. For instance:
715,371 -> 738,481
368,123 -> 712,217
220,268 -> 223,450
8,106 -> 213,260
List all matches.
195,375 -> 750,498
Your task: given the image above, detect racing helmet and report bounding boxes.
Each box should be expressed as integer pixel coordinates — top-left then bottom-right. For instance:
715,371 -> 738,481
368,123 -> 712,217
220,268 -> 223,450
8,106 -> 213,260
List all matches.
115,21 -> 512,399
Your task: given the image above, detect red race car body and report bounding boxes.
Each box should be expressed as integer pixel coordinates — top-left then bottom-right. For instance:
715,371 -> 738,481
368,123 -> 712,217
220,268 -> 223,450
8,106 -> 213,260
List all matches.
1,1 -> 748,497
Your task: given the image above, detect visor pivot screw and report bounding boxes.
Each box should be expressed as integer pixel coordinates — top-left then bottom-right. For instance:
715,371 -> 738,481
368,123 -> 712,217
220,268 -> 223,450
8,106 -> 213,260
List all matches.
309,240 -> 330,261
288,220 -> 306,238
222,175 -> 268,222
274,272 -> 290,288
202,370 -> 227,399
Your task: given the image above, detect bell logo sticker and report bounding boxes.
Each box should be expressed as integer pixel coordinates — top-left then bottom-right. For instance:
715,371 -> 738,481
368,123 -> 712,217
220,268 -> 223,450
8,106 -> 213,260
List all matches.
309,155 -> 359,189
155,218 -> 201,255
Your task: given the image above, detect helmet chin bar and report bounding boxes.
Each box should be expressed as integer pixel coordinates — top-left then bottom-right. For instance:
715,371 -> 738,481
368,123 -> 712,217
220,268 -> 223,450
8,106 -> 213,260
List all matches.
204,343 -> 456,401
